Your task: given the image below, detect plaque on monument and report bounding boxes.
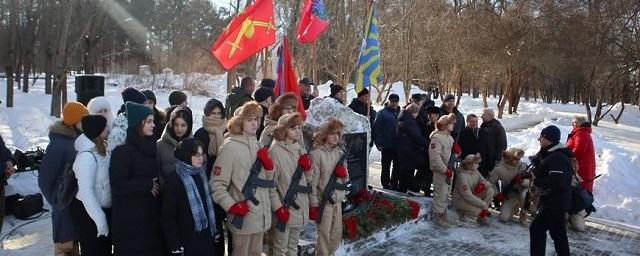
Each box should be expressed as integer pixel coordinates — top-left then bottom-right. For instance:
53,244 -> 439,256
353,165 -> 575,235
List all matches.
343,132 -> 367,194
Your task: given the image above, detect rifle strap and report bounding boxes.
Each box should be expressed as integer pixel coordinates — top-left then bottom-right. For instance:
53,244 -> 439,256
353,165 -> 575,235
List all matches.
254,178 -> 275,188
297,185 -> 312,194
333,183 -> 347,190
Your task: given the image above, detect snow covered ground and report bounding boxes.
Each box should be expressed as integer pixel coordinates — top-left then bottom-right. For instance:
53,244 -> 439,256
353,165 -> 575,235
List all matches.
1,75 -> 640,255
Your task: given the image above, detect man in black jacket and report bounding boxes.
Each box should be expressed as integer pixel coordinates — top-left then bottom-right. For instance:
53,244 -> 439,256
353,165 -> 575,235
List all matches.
478,108 -> 507,176
458,114 -> 480,159
373,94 -> 400,189
439,94 -> 465,140
530,125 -> 572,256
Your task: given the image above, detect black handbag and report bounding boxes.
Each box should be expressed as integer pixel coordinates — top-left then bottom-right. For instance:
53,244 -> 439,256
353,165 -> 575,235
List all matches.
54,162 -> 78,210
14,193 -> 46,220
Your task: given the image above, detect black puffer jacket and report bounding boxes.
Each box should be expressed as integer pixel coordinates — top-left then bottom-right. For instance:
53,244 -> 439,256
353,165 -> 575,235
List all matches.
533,143 -> 574,216
478,118 -> 507,175
395,110 -> 428,170
110,130 -> 165,255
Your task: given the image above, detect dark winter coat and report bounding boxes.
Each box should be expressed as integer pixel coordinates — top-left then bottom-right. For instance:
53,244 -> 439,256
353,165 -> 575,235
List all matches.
257,105 -> 269,140
193,128 -> 216,177
162,171 -> 217,256
458,127 -> 480,159
302,94 -> 315,110
439,105 -> 465,140
0,134 -> 14,183
224,87 -> 253,119
37,121 -> 79,242
109,130 -> 164,256
151,107 -> 167,142
348,98 -> 377,130
478,118 -> 507,175
533,143 -> 574,216
396,111 -> 428,170
373,105 -> 400,149
566,123 -> 596,193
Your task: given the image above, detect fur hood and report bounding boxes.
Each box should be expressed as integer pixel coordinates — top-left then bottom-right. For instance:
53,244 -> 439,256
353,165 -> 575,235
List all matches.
49,120 -> 78,139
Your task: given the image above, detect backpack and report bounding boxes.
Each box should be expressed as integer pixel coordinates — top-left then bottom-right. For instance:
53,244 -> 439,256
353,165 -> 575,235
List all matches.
54,151 -> 96,210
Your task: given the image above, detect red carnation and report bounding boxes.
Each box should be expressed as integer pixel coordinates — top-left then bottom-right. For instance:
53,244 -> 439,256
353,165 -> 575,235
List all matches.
343,216 -> 358,240
408,200 -> 420,219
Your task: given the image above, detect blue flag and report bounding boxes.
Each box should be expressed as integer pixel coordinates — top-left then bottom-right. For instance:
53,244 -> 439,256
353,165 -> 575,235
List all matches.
355,1 -> 382,93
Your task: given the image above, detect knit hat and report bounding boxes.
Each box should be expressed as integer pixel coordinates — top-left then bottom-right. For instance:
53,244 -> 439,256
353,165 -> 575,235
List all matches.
204,98 -> 225,116
62,101 -> 89,126
140,90 -> 157,105
174,137 -> 203,166
260,78 -> 276,88
329,83 -> 345,97
388,94 -> 400,102
411,94 -> 422,101
254,87 -> 275,102
81,115 -> 107,140
426,106 -> 441,114
444,94 -> 455,102
121,87 -> 147,104
357,88 -> 370,98
168,90 -> 188,106
126,102 -> 154,130
299,77 -> 314,86
540,125 -> 561,144
87,96 -> 112,115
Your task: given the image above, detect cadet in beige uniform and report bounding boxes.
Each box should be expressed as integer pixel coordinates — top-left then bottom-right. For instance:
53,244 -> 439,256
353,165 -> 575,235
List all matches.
310,118 -> 348,256
260,93 -> 300,147
452,154 -> 494,225
269,113 -> 314,256
210,101 -> 280,256
429,113 -> 456,228
489,148 -> 531,225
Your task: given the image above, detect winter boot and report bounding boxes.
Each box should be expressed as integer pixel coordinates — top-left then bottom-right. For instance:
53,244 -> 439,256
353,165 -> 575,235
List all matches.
519,210 -> 529,227
476,216 -> 489,226
434,212 -> 451,228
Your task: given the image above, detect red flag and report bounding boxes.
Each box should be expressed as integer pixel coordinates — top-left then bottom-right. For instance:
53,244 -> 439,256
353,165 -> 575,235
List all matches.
210,0 -> 276,70
296,0 -> 330,44
275,37 -> 306,120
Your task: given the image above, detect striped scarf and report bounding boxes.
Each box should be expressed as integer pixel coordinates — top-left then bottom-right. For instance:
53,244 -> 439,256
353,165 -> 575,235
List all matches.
175,161 -> 217,235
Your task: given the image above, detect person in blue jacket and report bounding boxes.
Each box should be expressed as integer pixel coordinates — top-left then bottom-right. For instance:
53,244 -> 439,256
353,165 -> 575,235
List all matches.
372,94 -> 400,189
38,101 -> 89,255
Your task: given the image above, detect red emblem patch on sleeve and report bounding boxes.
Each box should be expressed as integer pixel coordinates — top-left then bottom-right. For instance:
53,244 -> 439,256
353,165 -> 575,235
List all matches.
463,185 -> 468,191
214,166 -> 222,176
431,143 -> 436,149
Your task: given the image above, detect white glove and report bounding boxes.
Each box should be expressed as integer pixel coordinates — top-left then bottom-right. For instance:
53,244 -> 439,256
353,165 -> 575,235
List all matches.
97,225 -> 109,237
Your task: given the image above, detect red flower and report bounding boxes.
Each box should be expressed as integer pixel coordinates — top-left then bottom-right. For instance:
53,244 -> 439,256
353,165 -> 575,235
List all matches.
352,189 -> 372,205
408,200 -> 420,219
343,216 -> 358,240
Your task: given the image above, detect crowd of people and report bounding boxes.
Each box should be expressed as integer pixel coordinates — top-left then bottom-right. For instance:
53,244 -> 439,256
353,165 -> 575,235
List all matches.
372,92 -> 597,256
0,76 -> 597,256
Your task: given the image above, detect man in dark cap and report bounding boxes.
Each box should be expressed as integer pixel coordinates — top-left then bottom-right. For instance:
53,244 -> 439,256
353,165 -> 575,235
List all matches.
328,83 -> 345,104
373,94 -> 400,189
348,88 -> 377,133
410,105 -> 441,196
259,78 -> 276,102
410,93 -> 424,107
299,77 -> 318,110
440,94 -> 465,140
529,125 -> 572,256
253,85 -> 275,138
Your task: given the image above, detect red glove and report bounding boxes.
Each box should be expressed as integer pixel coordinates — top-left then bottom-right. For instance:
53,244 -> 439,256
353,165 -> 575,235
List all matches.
299,154 -> 312,172
228,202 -> 249,216
309,207 -> 320,221
512,175 -> 523,185
275,207 -> 290,223
257,148 -> 274,170
445,168 -> 454,178
452,143 -> 462,155
335,165 -> 347,178
473,182 -> 486,194
495,193 -> 505,202
479,209 -> 491,218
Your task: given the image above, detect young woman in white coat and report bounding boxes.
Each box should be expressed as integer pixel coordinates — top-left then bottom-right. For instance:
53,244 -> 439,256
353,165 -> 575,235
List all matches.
71,115 -> 113,255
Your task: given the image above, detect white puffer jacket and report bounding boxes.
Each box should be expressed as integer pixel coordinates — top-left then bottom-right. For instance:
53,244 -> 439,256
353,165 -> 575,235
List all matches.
73,134 -> 112,229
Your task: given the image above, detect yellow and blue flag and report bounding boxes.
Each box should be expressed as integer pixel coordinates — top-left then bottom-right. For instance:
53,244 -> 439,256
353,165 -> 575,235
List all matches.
354,1 -> 382,93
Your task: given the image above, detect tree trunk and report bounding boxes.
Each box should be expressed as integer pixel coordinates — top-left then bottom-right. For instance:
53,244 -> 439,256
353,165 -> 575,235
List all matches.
51,0 -> 75,117
5,0 -> 18,108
